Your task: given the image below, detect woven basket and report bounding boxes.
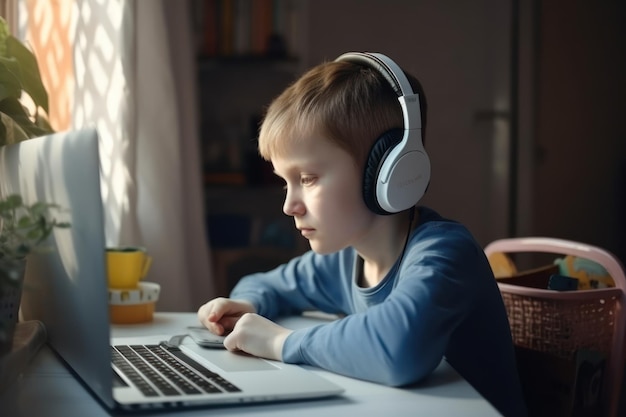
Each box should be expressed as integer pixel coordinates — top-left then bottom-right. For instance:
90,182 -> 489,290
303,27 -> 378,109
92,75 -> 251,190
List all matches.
485,238 -> 626,417
502,289 -> 619,361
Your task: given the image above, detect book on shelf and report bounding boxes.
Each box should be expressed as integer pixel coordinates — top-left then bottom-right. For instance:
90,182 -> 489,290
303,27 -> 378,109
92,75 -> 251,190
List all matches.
193,0 -> 297,59
204,171 -> 247,186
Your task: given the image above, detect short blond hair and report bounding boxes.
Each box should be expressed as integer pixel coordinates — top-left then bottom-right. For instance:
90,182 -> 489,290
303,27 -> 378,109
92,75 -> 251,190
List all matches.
258,59 -> 427,170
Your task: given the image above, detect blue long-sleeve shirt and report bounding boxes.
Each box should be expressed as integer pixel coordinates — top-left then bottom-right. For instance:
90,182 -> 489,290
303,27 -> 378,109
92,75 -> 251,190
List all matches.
230,206 -> 527,417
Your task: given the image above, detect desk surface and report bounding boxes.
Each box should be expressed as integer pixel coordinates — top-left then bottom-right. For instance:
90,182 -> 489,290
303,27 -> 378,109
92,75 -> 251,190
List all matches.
0,312 -> 501,416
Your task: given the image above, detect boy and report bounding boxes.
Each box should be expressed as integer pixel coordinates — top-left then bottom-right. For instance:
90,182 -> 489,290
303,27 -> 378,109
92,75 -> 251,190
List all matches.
198,52 -> 527,417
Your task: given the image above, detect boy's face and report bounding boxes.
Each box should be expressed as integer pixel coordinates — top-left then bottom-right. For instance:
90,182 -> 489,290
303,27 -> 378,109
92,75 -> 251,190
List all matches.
271,133 -> 375,254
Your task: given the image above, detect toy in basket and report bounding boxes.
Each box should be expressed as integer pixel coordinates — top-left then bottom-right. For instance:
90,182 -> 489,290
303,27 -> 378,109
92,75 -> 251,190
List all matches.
554,255 -> 614,290
485,237 -> 626,417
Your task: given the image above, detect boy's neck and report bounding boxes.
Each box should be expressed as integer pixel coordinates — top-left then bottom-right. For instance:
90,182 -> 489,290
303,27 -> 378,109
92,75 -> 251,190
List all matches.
357,208 -> 418,288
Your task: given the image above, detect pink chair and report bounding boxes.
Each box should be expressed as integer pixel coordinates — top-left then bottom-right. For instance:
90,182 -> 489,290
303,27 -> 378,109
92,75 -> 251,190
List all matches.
484,237 -> 626,417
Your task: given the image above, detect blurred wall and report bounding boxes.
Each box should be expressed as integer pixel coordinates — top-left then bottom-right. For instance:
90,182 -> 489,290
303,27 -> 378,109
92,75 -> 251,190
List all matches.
299,0 -> 625,262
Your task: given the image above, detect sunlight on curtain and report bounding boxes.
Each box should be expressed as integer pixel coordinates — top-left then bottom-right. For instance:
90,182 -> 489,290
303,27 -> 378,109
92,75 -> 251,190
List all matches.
20,0 -> 134,246
18,0 -> 73,132
72,0 -> 139,246
17,0 -> 215,310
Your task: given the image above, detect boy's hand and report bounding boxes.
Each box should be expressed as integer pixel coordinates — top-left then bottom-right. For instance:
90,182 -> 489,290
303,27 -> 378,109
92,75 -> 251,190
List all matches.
223,313 -> 293,361
197,297 -> 256,336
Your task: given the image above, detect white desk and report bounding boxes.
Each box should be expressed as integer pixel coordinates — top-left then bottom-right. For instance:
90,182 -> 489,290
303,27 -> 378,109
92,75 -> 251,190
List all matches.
0,312 -> 501,416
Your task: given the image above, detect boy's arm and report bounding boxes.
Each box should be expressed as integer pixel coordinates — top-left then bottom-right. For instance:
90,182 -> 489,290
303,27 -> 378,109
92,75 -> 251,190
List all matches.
281,240 -> 483,386
229,250 -> 353,318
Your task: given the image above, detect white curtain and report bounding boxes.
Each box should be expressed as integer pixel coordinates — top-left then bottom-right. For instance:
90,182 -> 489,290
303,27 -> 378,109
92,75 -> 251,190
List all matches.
20,0 -> 216,311
133,0 -> 215,311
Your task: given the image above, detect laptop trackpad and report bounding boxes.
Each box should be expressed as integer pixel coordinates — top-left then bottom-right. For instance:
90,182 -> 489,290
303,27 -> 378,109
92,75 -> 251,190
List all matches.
181,344 -> 278,372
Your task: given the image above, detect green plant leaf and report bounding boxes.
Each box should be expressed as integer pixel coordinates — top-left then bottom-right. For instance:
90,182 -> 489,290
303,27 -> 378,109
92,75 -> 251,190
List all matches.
0,193 -> 69,266
0,17 -> 9,57
26,228 -> 43,240
17,215 -> 33,228
0,56 -> 23,101
6,35 -> 48,113
0,17 -> 54,146
0,112 -> 29,145
0,115 -> 5,143
34,110 -> 53,131
29,201 -> 56,214
0,97 -> 50,139
4,195 -> 22,207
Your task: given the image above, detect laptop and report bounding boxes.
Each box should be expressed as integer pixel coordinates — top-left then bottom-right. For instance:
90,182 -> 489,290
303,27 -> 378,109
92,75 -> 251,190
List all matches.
0,129 -> 343,411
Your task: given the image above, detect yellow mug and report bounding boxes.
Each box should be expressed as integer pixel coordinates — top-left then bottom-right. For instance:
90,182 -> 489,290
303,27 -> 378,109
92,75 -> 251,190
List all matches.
106,246 -> 153,289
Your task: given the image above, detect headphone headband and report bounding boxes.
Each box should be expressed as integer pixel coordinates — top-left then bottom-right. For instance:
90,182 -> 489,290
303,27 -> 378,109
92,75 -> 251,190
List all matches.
336,52 -> 413,97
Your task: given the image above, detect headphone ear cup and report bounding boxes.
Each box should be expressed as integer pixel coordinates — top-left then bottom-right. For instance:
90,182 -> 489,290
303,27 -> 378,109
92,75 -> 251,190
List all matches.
362,129 -> 403,215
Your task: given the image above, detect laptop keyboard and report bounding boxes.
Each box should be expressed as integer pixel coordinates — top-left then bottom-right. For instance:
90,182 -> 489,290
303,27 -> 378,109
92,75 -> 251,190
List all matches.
112,343 -> 241,397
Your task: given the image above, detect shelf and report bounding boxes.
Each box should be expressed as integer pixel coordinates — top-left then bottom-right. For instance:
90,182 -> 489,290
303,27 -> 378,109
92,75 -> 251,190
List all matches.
192,0 -> 305,295
205,185 -> 285,215
191,0 -> 301,66
204,184 -> 308,293
197,54 -> 298,67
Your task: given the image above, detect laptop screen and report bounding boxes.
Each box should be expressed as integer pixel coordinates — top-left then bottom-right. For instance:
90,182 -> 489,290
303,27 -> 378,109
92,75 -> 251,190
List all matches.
0,129 -> 114,407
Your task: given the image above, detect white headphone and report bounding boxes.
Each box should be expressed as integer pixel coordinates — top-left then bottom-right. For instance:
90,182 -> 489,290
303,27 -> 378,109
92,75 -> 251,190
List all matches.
335,52 -> 431,215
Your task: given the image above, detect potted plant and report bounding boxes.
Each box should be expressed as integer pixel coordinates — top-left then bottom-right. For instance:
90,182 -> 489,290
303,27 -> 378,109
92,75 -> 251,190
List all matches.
0,194 -> 70,354
0,16 -> 62,355
0,15 -> 53,145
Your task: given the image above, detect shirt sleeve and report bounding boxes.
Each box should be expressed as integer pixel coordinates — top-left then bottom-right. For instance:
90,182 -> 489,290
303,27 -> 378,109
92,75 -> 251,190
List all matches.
282,225 -> 486,386
230,250 -> 355,318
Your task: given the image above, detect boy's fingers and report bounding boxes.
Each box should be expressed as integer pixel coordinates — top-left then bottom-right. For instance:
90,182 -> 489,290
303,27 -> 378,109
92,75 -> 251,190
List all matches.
223,335 -> 239,352
198,298 -> 255,335
210,298 -> 239,318
210,316 -> 239,335
204,321 -> 224,335
202,312 -> 240,335
199,298 -> 227,320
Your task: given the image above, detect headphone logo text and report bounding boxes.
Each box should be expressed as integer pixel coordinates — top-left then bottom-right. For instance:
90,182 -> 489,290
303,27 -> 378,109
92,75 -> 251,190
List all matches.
396,174 -> 423,188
